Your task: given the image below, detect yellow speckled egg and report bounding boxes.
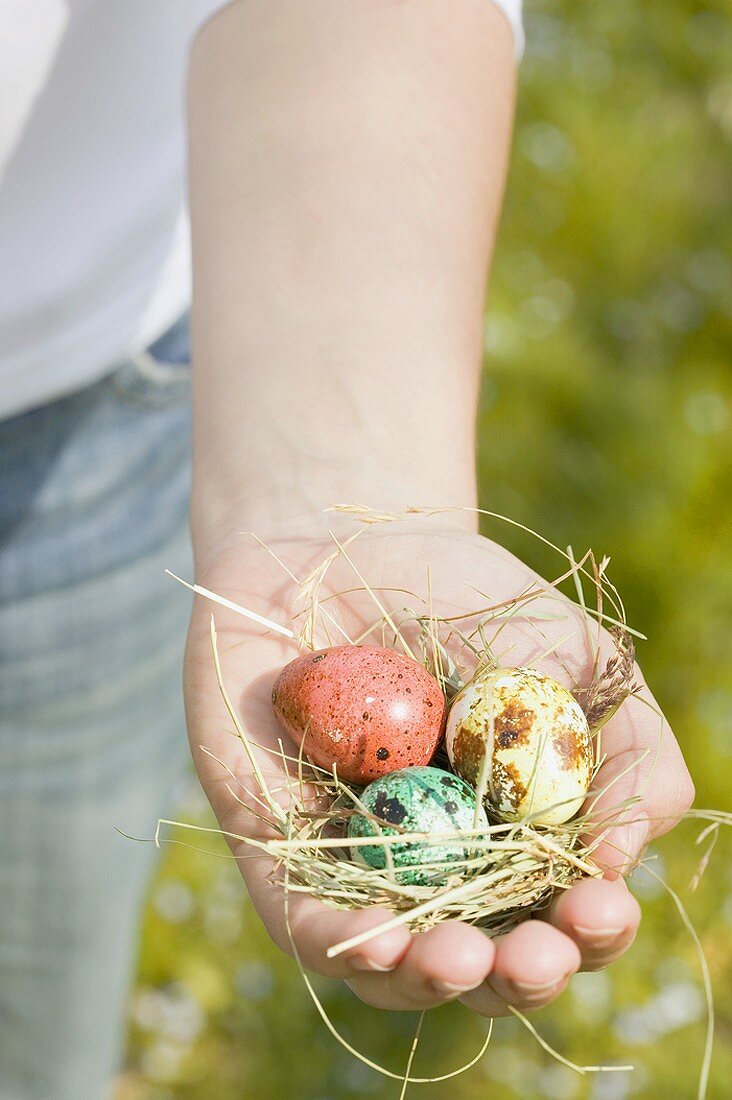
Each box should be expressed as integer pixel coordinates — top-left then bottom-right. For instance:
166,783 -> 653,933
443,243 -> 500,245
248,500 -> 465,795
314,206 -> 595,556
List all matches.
445,666 -> 593,825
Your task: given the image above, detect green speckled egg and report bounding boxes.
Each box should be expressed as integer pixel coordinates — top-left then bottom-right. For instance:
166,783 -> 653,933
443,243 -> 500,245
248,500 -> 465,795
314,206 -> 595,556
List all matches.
347,766 -> 488,885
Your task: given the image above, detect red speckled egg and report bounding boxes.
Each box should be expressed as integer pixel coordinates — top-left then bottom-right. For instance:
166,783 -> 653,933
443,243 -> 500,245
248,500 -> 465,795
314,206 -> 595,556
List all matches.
271,645 -> 446,784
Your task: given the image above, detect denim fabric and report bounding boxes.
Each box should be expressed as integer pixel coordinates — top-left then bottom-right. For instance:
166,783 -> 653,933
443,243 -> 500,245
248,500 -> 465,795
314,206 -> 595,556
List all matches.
0,316 -> 193,1099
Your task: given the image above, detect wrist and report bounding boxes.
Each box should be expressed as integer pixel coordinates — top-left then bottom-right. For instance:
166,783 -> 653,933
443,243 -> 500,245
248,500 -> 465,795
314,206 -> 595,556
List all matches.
190,450 -> 478,569
190,485 -> 479,578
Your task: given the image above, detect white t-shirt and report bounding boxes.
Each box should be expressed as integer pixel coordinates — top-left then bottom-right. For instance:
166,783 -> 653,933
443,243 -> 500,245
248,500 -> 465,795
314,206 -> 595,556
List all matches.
0,0 -> 523,421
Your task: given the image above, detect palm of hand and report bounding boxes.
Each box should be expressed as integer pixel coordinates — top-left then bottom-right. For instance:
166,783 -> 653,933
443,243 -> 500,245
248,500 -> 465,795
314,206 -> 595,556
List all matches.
183,520 -> 693,1016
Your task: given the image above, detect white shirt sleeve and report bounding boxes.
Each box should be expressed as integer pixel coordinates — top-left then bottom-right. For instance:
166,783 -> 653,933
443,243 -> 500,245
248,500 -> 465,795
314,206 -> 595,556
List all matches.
490,0 -> 524,59
195,1 -> 524,60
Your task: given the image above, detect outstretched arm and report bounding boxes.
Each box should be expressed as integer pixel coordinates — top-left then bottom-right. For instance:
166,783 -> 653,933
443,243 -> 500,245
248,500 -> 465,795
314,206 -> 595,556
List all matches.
187,0 -> 516,557
184,0 -> 693,1018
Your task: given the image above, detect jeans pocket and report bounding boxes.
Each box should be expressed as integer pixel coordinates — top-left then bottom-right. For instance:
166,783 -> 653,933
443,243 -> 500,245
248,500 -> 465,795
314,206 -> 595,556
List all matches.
106,354 -> 190,409
105,314 -> 191,410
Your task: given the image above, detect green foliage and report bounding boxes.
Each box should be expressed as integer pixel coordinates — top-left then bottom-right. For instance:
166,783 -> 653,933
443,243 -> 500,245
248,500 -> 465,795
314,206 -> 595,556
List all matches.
119,3 -> 731,1097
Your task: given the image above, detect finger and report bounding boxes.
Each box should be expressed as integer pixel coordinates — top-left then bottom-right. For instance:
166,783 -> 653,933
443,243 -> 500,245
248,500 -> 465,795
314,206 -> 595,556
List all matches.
585,678 -> 694,878
347,921 -> 495,1010
546,877 -> 641,971
269,889 -> 412,978
462,920 -> 581,1017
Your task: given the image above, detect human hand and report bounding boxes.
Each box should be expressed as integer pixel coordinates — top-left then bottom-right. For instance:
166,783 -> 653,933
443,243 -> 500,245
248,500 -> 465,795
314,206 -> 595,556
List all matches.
183,516 -> 694,1016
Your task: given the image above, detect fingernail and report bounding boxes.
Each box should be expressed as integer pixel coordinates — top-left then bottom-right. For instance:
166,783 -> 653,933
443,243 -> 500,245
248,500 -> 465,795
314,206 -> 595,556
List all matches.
571,925 -> 625,949
349,957 -> 395,973
432,978 -> 483,996
510,974 -> 569,997
618,817 -> 650,875
600,817 -> 650,879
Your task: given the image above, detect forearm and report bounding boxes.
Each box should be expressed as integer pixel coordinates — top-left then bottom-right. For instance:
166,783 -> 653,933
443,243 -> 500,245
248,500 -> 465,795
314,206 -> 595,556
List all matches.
187,0 -> 516,557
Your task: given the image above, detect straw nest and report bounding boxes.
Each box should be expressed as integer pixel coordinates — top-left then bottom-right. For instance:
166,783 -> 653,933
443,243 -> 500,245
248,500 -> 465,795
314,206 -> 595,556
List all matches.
188,507 -> 652,950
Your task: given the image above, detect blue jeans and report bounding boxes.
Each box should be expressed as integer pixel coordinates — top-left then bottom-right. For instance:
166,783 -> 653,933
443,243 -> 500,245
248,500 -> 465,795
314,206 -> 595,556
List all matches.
0,317 -> 193,1099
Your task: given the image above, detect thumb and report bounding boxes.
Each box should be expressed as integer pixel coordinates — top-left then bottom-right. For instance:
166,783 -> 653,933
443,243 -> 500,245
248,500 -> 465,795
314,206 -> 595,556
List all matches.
582,685 -> 694,879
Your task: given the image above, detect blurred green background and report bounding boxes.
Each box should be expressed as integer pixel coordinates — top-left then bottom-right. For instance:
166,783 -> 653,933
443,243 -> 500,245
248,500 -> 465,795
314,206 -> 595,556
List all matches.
115,2 -> 732,1097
